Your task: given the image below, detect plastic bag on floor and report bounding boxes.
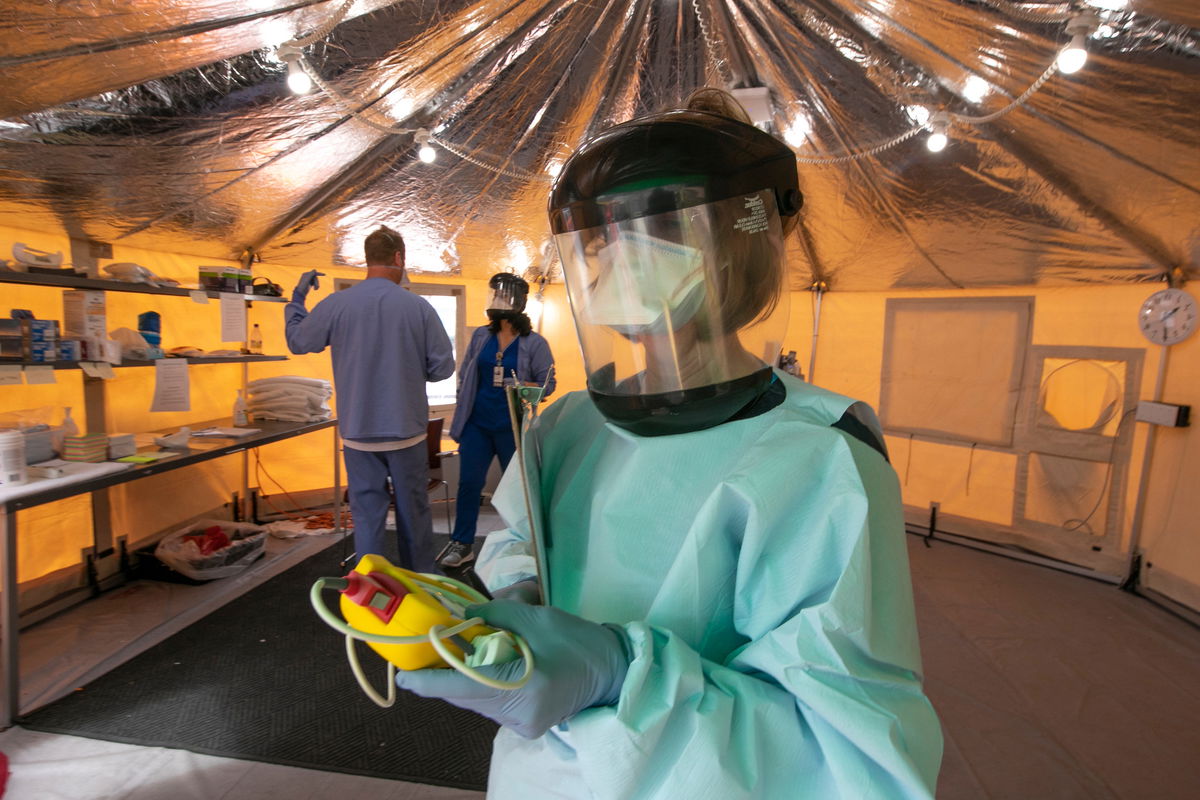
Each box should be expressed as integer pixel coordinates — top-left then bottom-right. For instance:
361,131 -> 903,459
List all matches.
265,511 -> 349,538
153,519 -> 267,581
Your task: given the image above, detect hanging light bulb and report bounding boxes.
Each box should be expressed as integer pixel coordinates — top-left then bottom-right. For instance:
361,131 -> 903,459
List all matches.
1057,13 -> 1099,75
926,112 -> 950,153
414,129 -> 437,163
277,46 -> 312,94
962,75 -> 990,105
1057,35 -> 1088,74
287,62 -> 313,94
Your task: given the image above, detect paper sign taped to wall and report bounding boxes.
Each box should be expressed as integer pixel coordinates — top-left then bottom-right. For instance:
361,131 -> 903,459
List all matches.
79,361 -> 115,379
189,290 -> 209,304
0,365 -> 21,385
23,365 -> 56,384
150,358 -> 190,412
220,294 -> 246,342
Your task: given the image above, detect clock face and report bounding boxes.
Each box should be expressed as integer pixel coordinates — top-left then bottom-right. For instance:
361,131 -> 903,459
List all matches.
1138,288 -> 1198,346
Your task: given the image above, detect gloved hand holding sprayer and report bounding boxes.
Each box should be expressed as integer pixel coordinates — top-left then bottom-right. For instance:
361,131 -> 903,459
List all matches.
310,377 -> 632,739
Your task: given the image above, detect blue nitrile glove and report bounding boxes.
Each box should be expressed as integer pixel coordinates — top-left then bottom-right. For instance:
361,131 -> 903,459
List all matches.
291,270 -> 325,303
491,578 -> 540,604
394,600 -> 631,739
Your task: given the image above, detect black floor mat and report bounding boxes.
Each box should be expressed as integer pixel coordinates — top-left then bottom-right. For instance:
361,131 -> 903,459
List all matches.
20,543 -> 498,791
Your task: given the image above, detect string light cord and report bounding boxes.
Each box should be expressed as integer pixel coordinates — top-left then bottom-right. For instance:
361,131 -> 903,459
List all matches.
430,133 -> 552,182
978,0 -> 1076,25
273,0 -> 1096,173
296,54 -> 417,135
691,0 -> 733,85
282,0 -> 362,50
796,48 -> 1061,164
795,125 -> 925,165
949,59 -> 1060,125
280,2 -> 551,177
293,53 -> 548,180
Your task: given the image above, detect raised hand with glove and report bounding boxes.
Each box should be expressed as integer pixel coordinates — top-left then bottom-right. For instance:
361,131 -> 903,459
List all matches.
394,599 -> 632,739
291,269 -> 325,304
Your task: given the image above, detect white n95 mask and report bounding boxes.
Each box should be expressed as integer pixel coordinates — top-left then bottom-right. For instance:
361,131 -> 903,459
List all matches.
583,231 -> 707,334
554,188 -> 790,435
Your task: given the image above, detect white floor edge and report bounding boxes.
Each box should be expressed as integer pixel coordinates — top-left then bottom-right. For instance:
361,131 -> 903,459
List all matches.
0,725 -> 485,800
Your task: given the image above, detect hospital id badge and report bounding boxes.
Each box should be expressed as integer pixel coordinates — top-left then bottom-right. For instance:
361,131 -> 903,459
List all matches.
493,365 -> 505,387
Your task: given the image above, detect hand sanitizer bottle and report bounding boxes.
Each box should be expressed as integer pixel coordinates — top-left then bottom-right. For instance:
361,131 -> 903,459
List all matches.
248,324 -> 263,355
233,390 -> 249,426
53,406 -> 80,455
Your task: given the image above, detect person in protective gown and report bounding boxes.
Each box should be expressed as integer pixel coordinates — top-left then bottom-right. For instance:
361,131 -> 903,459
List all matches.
395,89 -> 943,799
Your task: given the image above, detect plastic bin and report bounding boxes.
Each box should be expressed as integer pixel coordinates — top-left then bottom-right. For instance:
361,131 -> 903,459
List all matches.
152,519 -> 267,582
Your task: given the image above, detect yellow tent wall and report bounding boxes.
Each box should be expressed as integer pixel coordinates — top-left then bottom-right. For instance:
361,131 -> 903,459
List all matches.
784,285 -> 1199,611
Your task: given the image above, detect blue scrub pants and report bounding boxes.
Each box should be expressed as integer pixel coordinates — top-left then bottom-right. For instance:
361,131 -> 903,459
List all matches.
343,443 -> 437,573
451,421 -> 516,545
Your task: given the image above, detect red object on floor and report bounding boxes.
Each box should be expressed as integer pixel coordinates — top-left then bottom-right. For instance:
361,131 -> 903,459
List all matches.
182,525 -> 231,555
0,749 -> 8,796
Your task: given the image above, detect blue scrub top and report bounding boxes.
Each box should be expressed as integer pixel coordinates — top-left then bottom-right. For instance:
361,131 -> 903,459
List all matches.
284,277 -> 455,440
471,335 -> 519,430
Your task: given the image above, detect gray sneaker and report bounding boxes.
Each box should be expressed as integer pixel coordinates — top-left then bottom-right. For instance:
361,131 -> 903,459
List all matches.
436,540 -> 475,567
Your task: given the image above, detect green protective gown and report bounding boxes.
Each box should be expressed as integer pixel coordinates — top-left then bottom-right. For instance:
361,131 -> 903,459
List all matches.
476,370 -> 943,799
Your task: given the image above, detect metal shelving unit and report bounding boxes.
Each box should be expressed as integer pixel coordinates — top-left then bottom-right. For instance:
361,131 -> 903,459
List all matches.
0,270 -> 324,730
0,269 -> 286,302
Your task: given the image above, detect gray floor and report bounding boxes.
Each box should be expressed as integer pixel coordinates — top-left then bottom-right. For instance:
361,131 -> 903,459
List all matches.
3,513 -> 1198,799
914,537 -> 1200,799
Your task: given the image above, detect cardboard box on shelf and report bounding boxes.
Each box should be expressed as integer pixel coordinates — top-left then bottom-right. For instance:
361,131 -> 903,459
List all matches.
62,290 -> 106,339
107,433 -> 136,459
198,266 -> 223,292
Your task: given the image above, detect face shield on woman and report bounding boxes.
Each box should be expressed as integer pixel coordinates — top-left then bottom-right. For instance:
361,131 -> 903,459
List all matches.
550,110 -> 802,436
486,273 -> 529,321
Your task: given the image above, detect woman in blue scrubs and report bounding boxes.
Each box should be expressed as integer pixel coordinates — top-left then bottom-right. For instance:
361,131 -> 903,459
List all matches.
437,273 -> 555,568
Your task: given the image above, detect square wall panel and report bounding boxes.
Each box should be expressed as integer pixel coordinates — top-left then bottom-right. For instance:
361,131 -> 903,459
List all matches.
1023,452 -> 1111,538
881,297 -> 1032,446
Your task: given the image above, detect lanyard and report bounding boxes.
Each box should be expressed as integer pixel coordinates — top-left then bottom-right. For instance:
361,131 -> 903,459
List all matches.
493,336 -> 513,386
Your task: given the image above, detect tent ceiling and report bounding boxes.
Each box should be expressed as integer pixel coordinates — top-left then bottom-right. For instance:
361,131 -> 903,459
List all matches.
0,0 -> 1196,291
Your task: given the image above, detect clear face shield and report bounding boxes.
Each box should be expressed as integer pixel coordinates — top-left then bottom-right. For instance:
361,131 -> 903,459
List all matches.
554,186 -> 789,433
486,285 -> 525,314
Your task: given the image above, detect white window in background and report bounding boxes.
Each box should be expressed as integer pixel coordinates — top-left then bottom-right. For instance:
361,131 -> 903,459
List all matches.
333,278 -> 466,412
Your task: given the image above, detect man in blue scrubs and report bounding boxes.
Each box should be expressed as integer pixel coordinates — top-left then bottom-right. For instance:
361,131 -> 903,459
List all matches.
285,226 -> 454,572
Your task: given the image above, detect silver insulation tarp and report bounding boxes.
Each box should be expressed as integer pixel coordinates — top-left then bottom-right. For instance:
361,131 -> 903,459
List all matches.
0,0 -> 1196,289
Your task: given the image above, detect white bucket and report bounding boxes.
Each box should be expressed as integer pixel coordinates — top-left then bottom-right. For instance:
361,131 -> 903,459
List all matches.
0,431 -> 28,487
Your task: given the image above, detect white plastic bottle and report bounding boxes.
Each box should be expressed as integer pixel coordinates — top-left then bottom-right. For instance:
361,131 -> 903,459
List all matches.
53,406 -> 80,456
62,406 -> 79,437
0,430 -> 27,487
233,390 -> 249,426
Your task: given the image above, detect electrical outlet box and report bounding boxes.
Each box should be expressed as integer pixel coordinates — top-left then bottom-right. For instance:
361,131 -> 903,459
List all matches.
1135,401 -> 1190,427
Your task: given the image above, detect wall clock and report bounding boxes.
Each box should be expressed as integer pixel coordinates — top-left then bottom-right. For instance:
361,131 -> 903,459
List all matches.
1138,288 -> 1197,346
